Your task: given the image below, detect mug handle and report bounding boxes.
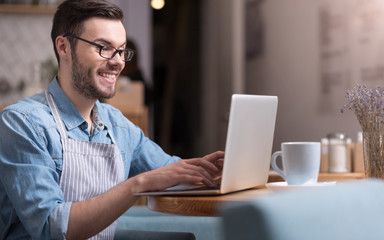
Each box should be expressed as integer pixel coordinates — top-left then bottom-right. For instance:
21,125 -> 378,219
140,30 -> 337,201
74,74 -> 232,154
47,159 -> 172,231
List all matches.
271,151 -> 286,181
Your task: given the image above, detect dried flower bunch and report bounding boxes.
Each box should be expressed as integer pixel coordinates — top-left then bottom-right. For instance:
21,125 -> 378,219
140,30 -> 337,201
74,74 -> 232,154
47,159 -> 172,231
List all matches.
343,84 -> 384,178
342,84 -> 384,132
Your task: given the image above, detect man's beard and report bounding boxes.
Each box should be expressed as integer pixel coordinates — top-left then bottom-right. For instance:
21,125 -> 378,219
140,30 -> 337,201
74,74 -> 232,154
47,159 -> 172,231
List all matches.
71,52 -> 117,100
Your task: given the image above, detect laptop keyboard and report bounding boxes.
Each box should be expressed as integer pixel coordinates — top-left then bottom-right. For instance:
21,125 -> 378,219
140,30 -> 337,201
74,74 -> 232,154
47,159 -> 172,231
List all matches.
162,183 -> 221,192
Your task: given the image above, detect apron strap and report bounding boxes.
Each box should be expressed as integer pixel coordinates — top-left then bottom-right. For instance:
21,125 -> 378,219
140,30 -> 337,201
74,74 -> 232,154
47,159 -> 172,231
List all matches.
45,90 -> 68,139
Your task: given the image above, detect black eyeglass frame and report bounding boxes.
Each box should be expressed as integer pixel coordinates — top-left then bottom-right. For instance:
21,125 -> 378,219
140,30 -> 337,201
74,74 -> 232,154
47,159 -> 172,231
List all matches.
63,33 -> 135,62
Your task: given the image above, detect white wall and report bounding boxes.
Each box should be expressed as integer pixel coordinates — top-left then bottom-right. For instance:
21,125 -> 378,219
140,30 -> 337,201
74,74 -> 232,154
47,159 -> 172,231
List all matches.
245,0 -> 384,151
0,13 -> 55,105
201,0 -> 384,153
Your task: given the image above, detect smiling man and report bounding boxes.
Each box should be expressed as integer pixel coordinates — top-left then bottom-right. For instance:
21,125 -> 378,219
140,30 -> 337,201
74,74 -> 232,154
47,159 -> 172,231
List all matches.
0,0 -> 224,239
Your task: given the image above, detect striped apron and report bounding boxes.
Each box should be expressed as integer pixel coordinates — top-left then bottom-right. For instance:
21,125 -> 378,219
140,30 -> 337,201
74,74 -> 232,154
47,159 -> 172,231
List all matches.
45,91 -> 125,240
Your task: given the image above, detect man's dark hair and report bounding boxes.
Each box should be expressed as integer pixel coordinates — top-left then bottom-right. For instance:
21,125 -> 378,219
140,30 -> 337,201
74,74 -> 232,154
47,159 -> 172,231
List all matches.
51,0 -> 124,64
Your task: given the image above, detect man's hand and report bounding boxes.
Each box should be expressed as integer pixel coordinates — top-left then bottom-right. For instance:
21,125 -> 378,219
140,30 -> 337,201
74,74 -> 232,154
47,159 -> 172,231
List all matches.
132,151 -> 225,193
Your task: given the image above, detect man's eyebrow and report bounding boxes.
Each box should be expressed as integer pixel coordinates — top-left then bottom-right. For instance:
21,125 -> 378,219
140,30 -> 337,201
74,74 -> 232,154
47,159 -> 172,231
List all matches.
94,38 -> 126,48
94,38 -> 112,45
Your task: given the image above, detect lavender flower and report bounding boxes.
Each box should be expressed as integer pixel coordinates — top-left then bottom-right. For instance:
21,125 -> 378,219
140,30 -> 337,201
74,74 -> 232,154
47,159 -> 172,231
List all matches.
344,85 -> 384,178
342,85 -> 384,132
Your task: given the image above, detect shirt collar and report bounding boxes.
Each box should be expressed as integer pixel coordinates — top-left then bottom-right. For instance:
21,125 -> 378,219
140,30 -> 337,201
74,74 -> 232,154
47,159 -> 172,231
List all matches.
94,101 -> 113,132
47,77 -> 108,131
92,103 -> 106,131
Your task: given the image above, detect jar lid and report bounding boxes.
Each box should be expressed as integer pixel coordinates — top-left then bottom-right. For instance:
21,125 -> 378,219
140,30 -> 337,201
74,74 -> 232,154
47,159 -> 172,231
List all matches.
327,133 -> 347,140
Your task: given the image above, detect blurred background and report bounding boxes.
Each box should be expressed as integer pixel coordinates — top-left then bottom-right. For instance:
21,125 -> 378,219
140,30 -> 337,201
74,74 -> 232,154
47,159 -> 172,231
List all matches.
2,0 -> 384,158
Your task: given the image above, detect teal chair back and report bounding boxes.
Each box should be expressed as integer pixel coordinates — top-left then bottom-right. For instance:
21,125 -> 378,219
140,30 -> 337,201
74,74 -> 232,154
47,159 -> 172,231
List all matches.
221,180 -> 384,240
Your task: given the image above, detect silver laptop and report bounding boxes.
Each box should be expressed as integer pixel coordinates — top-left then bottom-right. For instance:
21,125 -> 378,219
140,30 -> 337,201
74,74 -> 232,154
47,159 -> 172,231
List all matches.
134,94 -> 278,196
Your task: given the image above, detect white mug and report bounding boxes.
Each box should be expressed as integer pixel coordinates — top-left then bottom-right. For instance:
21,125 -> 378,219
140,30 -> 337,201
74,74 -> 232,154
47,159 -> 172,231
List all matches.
271,142 -> 321,185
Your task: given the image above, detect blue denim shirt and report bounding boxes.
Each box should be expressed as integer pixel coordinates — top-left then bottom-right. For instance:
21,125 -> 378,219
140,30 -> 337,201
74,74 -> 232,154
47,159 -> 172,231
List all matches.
0,78 -> 180,239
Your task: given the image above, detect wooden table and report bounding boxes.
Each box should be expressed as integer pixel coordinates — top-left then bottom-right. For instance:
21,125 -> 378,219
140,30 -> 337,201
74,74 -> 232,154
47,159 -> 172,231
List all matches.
268,171 -> 365,182
147,187 -> 271,216
147,172 -> 366,216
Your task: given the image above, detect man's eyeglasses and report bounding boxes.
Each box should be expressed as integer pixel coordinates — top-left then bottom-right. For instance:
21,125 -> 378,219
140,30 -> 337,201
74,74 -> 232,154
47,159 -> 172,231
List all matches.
64,34 -> 135,62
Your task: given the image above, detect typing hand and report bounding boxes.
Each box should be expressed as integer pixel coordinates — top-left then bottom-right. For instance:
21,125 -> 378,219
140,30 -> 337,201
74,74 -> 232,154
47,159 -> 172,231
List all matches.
133,151 -> 225,193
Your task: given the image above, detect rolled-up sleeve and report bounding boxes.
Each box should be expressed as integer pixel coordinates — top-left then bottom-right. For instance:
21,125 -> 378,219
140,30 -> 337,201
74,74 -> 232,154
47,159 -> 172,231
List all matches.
49,202 -> 72,239
0,108 -> 68,239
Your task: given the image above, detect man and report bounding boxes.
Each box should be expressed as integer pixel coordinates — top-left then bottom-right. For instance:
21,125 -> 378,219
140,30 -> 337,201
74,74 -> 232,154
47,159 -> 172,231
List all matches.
0,0 -> 224,239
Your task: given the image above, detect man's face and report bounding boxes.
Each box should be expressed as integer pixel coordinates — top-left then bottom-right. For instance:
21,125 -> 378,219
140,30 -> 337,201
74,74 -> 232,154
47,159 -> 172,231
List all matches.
70,17 -> 126,100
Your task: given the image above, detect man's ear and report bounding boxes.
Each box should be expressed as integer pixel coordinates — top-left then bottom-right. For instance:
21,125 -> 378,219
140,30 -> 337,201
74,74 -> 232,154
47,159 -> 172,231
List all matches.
56,36 -> 71,62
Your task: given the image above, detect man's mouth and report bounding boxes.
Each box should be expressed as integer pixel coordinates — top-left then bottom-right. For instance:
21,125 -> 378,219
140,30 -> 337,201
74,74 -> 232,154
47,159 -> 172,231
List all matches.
100,72 -> 116,78
99,72 -> 117,84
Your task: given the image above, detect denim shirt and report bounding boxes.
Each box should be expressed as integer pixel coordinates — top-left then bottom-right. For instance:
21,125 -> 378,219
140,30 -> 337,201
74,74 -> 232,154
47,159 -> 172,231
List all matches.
0,78 -> 180,239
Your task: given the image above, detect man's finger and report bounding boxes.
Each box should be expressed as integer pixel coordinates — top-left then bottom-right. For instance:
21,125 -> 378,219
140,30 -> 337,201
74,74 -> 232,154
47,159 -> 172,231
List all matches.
186,158 -> 219,172
203,151 -> 225,162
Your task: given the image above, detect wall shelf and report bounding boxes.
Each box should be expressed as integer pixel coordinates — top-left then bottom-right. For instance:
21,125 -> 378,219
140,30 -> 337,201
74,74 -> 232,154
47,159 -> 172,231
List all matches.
0,4 -> 56,14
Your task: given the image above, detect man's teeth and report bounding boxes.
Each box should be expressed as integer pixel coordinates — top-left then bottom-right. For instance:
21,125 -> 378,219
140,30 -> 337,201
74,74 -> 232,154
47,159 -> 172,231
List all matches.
100,73 -> 115,79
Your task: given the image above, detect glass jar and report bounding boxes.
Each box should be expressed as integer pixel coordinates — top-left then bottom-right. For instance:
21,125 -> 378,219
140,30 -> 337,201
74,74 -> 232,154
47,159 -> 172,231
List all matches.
327,133 -> 349,173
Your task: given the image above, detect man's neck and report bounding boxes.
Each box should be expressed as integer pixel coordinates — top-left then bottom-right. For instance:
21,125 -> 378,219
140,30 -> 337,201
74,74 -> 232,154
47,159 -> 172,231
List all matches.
57,74 -> 96,131
69,92 -> 96,129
